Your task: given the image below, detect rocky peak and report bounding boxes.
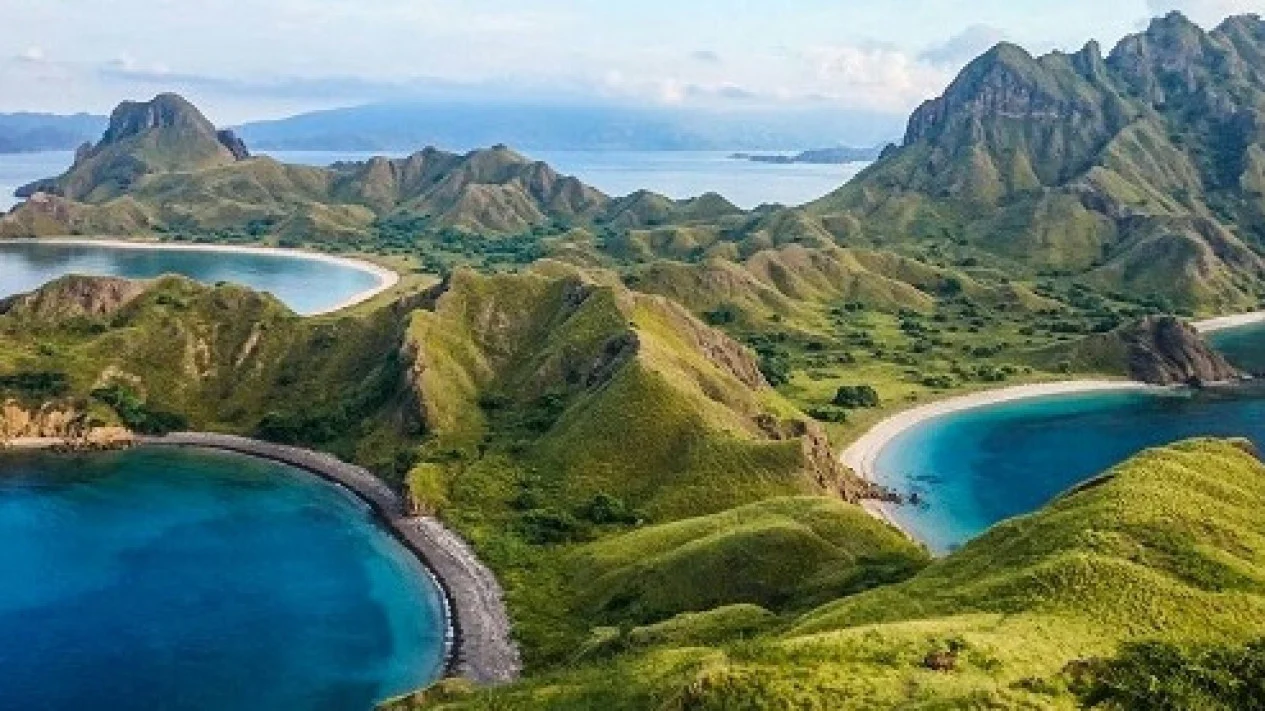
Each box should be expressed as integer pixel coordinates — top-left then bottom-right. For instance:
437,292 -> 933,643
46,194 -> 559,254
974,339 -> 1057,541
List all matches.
216,129 -> 250,160
1119,315 -> 1240,385
904,42 -> 1090,146
1107,12 -> 1233,107
101,93 -> 217,145
86,93 -> 249,166
0,275 -> 148,321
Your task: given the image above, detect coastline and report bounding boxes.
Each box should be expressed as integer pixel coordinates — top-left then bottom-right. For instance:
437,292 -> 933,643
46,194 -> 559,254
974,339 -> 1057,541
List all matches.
840,380 -> 1160,535
1193,310 -> 1265,334
109,432 -> 521,687
0,237 -> 401,316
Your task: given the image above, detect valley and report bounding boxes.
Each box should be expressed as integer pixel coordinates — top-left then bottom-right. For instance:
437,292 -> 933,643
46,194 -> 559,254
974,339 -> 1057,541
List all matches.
4,8 -> 1265,711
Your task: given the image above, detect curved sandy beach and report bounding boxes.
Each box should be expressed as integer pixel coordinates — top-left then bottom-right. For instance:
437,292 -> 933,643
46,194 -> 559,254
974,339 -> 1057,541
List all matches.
1193,310 -> 1265,333
0,237 -> 401,316
840,380 -> 1161,532
139,433 -> 521,687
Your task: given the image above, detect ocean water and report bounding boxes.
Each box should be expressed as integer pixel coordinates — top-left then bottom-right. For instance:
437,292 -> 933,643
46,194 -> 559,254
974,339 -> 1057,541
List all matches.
875,388 -> 1265,554
0,447 -> 446,711
267,149 -> 862,208
1209,321 -> 1265,374
0,151 -> 73,211
2,150 -> 859,212
0,240 -> 383,316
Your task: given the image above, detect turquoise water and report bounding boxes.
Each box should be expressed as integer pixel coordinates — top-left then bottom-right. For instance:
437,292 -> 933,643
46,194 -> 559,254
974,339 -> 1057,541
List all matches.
875,388 -> 1265,554
0,447 -> 447,711
1209,321 -> 1265,374
0,241 -> 383,316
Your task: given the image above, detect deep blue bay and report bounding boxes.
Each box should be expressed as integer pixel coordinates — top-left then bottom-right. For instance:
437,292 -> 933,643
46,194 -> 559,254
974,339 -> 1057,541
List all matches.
0,447 -> 447,711
875,386 -> 1265,555
0,240 -> 388,316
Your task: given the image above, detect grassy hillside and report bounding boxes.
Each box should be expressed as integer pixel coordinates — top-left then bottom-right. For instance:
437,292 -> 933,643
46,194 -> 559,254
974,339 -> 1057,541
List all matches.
805,13 -> 1265,314
0,270 -> 903,673
388,438 -> 1265,709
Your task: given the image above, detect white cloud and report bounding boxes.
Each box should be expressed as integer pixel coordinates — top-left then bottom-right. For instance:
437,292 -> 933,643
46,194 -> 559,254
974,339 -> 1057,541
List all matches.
17,47 -> 46,63
920,25 -> 1008,65
1146,0 -> 1265,25
799,44 -> 953,113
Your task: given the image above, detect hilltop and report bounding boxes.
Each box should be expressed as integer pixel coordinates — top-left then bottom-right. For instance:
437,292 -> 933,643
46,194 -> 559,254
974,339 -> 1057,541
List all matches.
811,12 -> 1265,313
0,269 -> 910,664
0,95 -> 747,240
388,438 -> 1265,709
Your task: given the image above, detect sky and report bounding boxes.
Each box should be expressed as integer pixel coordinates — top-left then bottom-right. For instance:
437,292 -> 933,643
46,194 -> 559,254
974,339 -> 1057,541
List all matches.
1,0 -> 1263,125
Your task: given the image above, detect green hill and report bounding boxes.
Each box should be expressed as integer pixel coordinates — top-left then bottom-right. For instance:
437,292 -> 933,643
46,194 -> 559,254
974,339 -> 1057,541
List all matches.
810,12 -> 1265,313
0,270 -> 896,667
388,438 -> 1265,709
0,95 -> 742,242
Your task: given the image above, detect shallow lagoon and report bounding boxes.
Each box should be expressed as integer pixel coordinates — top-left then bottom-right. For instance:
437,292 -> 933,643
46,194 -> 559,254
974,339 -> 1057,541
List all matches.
875,387 -> 1265,554
0,240 -> 388,316
0,448 -> 447,711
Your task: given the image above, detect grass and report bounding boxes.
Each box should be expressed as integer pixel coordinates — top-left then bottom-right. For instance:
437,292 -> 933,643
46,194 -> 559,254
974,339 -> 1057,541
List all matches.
392,439 -> 1265,710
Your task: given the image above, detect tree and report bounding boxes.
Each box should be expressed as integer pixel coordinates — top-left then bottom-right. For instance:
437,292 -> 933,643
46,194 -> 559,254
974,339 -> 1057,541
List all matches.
833,385 -> 880,408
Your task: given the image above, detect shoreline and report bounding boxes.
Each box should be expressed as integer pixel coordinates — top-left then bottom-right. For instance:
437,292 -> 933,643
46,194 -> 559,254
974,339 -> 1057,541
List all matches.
17,432 -> 521,687
0,237 -> 401,316
840,380 -> 1160,537
1193,310 -> 1265,334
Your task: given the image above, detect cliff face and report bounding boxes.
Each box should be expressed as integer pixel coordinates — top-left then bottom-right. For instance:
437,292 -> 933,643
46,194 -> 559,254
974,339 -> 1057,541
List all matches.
1121,316 -> 1240,385
814,12 -> 1265,312
0,400 -> 131,446
0,275 -> 147,321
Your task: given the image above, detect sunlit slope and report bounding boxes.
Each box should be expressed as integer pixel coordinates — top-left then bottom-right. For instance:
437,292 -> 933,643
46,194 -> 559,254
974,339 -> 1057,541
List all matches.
394,439 -> 1265,709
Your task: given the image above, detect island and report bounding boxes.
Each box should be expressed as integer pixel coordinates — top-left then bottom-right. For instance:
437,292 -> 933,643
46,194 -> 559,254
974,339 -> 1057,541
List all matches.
729,144 -> 887,164
4,9 -> 1265,711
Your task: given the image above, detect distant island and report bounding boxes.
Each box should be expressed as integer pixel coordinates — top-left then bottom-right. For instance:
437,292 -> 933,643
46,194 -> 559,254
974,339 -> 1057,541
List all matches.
232,102 -> 900,153
0,112 -> 106,154
730,144 -> 886,165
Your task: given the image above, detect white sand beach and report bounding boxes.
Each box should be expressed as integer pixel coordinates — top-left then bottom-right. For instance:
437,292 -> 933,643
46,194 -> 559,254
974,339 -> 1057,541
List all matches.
0,237 -> 401,315
840,380 -> 1160,532
1193,311 -> 1265,334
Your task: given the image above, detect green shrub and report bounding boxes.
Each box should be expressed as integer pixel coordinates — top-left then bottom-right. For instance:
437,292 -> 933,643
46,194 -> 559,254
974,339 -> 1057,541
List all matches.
581,493 -> 642,526
832,385 -> 880,408
518,508 -> 589,545
91,384 -> 188,435
1075,639 -> 1265,710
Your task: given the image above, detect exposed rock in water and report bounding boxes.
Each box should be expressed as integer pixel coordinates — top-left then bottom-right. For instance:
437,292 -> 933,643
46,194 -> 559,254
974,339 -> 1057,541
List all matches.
1121,316 -> 1240,385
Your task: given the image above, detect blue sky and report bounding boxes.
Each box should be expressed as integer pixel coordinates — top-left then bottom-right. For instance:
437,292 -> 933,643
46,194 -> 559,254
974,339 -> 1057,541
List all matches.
1,0 -> 1262,123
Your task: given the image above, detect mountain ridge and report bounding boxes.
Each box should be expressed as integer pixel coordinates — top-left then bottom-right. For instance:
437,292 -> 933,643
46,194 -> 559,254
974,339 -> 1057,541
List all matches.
1,95 -> 754,237
811,11 -> 1265,313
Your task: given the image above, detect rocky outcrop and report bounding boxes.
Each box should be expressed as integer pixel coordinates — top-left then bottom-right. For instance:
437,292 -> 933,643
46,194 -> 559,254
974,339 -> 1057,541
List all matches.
100,93 -> 223,146
12,93 -> 247,203
0,275 -> 148,321
1121,316 -> 1240,385
216,129 -> 251,160
754,415 -> 883,503
0,399 -> 132,447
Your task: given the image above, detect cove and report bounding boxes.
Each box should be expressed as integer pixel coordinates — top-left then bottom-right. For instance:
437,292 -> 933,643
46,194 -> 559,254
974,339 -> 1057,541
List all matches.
1208,320 -> 1265,374
873,386 -> 1265,555
0,446 -> 447,711
0,239 -> 396,316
